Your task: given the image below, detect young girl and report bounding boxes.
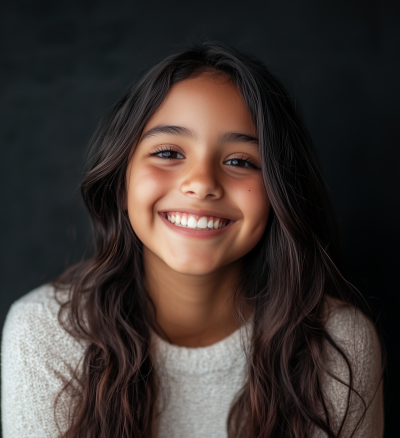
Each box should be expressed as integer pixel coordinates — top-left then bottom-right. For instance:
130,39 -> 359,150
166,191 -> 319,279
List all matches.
2,42 -> 384,438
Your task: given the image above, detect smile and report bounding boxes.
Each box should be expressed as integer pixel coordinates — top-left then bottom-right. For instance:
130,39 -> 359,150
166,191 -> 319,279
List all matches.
162,211 -> 230,230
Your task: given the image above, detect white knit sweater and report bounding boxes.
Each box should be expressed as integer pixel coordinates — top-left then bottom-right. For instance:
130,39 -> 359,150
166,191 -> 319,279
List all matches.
1,285 -> 384,437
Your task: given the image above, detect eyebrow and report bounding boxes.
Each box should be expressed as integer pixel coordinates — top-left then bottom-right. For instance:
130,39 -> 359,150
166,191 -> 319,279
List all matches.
218,131 -> 259,146
140,125 -> 194,141
140,124 -> 259,147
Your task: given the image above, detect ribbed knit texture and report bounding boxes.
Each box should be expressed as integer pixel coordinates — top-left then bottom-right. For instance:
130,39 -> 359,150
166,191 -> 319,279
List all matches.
1,284 -> 384,437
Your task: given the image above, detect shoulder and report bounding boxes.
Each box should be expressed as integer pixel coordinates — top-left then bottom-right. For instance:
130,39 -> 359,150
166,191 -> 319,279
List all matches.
319,295 -> 384,437
323,295 -> 381,364
4,283 -> 63,334
1,284 -> 86,437
2,283 -> 85,363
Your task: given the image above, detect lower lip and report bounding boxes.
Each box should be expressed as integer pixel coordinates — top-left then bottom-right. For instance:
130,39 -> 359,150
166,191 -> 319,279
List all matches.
158,213 -> 235,238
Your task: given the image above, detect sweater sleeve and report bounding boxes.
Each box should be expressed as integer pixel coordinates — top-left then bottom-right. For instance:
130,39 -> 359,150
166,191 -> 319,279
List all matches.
314,301 -> 384,437
1,285 -> 86,438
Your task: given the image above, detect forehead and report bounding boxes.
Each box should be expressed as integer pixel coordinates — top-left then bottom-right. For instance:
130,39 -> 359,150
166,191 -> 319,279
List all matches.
145,73 -> 256,136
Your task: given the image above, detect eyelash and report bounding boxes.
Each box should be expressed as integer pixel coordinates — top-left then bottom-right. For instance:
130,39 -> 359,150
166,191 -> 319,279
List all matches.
149,146 -> 184,160
149,147 -> 259,170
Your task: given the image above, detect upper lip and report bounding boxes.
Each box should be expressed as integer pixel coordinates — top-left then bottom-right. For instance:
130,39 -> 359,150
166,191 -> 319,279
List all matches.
158,207 -> 237,221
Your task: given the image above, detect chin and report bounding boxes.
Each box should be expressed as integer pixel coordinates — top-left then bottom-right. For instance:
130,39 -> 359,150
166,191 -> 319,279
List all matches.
167,259 -> 221,276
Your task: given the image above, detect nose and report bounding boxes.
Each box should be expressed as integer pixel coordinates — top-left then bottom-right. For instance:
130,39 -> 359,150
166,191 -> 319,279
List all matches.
180,160 -> 223,200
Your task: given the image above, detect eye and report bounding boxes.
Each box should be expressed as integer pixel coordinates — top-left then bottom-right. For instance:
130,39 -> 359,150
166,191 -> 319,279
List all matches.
150,147 -> 184,160
224,157 -> 259,169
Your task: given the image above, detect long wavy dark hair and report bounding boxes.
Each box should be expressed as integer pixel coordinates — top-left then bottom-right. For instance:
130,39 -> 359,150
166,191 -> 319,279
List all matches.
54,42 -> 383,437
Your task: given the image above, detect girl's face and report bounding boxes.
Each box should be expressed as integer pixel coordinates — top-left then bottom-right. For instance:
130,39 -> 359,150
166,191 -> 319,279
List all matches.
126,73 -> 270,275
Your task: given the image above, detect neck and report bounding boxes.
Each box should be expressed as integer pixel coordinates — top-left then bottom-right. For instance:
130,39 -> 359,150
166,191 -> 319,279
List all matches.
143,246 -> 243,347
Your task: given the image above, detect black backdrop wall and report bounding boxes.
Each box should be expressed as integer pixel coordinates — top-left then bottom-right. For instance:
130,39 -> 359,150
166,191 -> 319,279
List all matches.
1,0 -> 399,436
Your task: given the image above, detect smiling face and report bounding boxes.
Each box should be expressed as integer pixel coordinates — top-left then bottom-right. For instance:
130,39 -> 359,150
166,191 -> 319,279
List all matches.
126,72 -> 270,276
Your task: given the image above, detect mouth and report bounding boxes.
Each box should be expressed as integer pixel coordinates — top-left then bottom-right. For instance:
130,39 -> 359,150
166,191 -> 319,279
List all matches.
159,211 -> 234,231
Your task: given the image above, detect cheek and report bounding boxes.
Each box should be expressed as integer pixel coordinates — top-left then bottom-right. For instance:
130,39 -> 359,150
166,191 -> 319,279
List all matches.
232,176 -> 270,224
127,165 -> 172,224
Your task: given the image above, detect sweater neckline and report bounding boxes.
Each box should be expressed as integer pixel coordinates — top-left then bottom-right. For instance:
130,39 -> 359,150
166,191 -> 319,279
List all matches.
151,319 -> 252,376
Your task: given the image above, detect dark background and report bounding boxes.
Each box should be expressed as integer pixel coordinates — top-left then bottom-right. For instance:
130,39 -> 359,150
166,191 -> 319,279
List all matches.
1,0 -> 399,435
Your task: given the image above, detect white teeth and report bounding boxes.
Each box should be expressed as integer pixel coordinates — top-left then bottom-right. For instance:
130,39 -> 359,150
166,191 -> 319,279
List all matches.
165,212 -> 229,230
188,216 -> 198,229
197,217 -> 208,229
